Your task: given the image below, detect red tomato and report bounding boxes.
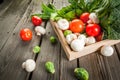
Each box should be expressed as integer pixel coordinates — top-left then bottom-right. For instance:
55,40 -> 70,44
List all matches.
20,28 -> 32,41
69,19 -> 84,33
31,16 -> 42,26
86,24 -> 101,37
80,12 -> 90,23
95,32 -> 103,41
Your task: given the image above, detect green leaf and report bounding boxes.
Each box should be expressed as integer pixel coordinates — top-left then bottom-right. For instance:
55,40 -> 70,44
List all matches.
64,10 -> 76,21
31,14 -> 41,18
75,9 -> 83,17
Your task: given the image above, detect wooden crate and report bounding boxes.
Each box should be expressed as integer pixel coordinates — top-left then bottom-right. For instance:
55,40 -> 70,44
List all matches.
50,20 -> 120,61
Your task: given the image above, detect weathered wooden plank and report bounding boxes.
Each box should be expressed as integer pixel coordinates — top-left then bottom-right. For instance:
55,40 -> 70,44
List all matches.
52,0 -> 78,80
0,0 -> 43,80
79,46 -> 120,80
31,21 -> 60,80
0,0 -> 31,51
101,46 -> 120,80
79,53 -> 103,80
0,0 -> 13,13
60,49 -> 77,80
115,43 -> 120,59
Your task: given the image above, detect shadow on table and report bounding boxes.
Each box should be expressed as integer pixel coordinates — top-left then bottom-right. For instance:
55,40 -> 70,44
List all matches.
0,0 -> 3,4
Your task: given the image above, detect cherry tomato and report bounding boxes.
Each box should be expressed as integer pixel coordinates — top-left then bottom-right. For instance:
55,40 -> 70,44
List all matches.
86,24 -> 101,37
20,28 -> 32,41
31,16 -> 42,26
95,32 -> 104,41
80,12 -> 90,23
69,19 -> 84,33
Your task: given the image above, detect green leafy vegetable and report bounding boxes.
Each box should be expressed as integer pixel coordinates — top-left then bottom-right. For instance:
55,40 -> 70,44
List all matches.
33,46 -> 40,54
74,68 -> 89,80
100,0 -> 120,39
64,30 -> 72,37
45,61 -> 55,74
31,3 -> 56,20
50,36 -> 57,44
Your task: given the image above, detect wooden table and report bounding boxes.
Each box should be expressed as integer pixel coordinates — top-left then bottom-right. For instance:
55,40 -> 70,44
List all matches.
0,0 -> 120,80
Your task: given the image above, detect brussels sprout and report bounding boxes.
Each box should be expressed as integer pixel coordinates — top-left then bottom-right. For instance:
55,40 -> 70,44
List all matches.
50,36 -> 57,44
64,30 -> 72,37
74,68 -> 89,80
45,61 -> 55,74
33,46 -> 40,54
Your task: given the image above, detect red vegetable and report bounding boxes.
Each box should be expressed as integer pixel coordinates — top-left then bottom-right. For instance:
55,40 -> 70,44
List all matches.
86,24 -> 101,37
20,28 -> 32,41
95,32 -> 103,41
31,16 -> 42,26
69,19 -> 84,33
80,12 -> 90,23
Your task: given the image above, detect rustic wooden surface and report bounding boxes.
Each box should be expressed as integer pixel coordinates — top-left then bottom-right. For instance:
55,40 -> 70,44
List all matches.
0,0 -> 120,80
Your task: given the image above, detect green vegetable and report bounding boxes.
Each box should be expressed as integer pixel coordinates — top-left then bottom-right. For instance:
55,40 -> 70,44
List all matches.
50,36 -> 57,44
32,0 -> 120,39
64,30 -> 72,37
100,0 -> 120,39
33,46 -> 40,54
74,68 -> 89,80
31,3 -> 56,20
45,61 -> 55,74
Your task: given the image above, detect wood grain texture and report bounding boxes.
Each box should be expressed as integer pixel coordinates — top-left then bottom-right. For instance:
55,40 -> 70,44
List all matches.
0,0 -> 32,51
79,53 -> 103,80
60,48 -> 78,80
31,21 -> 61,80
79,46 -> 120,80
0,0 -> 41,80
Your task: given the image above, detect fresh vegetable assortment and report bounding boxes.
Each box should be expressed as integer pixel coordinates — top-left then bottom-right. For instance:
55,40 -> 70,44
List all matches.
56,14 -> 102,51
19,0 -> 120,79
32,0 -> 120,40
30,0 -> 120,52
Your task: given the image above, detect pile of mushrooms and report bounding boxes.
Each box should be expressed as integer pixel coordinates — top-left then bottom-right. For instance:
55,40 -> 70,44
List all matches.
57,18 -> 114,57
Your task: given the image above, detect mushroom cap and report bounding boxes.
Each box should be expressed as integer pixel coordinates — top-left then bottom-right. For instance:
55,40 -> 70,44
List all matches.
101,45 -> 114,56
71,39 -> 85,52
78,34 -> 86,43
57,19 -> 69,30
85,36 -> 96,45
89,13 -> 99,24
66,34 -> 77,44
35,26 -> 46,35
23,59 -> 36,72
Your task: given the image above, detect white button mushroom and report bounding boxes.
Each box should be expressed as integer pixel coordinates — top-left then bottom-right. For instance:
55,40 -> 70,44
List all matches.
78,34 -> 87,43
101,45 -> 114,56
22,59 -> 36,72
66,34 -> 77,44
57,19 -> 69,30
35,26 -> 46,36
85,36 -> 96,45
89,13 -> 99,24
70,39 -> 85,52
